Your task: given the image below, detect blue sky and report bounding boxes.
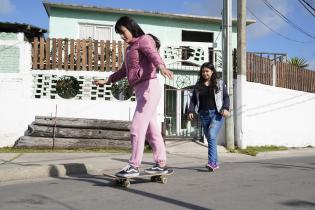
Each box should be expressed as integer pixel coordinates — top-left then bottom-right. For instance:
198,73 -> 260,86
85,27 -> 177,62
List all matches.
1,0 -> 315,70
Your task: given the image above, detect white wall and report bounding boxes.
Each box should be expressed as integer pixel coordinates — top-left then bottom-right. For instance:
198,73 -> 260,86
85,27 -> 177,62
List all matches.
1,34 -> 314,148
0,37 -> 165,147
0,74 -> 165,147
241,82 -> 315,147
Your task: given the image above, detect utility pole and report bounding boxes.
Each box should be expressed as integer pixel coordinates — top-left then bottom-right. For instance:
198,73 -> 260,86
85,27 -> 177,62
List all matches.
222,0 -> 235,150
236,0 -> 247,149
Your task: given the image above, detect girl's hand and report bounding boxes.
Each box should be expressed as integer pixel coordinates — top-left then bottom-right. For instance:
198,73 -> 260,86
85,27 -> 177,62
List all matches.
220,109 -> 230,117
93,79 -> 108,86
188,113 -> 194,121
159,66 -> 173,80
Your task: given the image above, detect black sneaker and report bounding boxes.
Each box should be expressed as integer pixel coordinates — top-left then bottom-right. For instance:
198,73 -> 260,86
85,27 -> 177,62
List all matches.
145,164 -> 168,174
115,165 -> 139,178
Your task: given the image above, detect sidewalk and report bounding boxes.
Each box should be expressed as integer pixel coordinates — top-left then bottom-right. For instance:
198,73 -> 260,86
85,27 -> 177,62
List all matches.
0,140 -> 314,183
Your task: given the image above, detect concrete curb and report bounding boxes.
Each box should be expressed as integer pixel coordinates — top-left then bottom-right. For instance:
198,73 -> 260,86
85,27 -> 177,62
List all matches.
0,163 -> 88,182
1,147 -> 314,183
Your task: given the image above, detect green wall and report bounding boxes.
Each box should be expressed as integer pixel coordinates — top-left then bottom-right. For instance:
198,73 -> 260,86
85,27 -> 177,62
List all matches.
0,32 -> 17,40
48,7 -> 238,50
0,33 -> 19,73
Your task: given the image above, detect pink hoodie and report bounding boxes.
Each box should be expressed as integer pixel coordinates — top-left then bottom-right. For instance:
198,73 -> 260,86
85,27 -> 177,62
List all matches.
107,35 -> 165,87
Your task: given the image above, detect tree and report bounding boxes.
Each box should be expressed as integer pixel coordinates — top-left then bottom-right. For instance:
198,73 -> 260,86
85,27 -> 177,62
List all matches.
288,57 -> 309,68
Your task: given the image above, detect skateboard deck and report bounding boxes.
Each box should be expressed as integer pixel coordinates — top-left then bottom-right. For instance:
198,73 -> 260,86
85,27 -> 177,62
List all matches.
103,169 -> 174,188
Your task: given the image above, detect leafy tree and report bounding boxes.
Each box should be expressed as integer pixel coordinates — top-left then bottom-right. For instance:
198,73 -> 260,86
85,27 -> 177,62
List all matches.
111,78 -> 133,100
288,57 -> 309,68
56,76 -> 80,99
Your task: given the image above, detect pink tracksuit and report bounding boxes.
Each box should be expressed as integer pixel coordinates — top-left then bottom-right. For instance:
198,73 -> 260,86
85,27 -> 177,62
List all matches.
108,35 -> 166,167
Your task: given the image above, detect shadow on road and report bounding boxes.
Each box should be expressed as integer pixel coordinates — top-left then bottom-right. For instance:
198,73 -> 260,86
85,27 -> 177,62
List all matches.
52,174 -> 212,210
280,200 -> 315,208
239,161 -> 315,170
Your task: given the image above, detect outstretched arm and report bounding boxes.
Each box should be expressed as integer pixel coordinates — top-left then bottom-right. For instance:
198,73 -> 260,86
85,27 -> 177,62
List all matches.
158,65 -> 173,80
93,62 -> 127,85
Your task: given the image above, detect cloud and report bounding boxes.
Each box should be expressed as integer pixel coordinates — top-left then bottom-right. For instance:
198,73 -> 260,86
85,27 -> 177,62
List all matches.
308,58 -> 315,71
183,0 -> 292,40
182,0 -> 222,17
246,0 -> 291,39
183,0 -> 243,17
0,0 -> 15,15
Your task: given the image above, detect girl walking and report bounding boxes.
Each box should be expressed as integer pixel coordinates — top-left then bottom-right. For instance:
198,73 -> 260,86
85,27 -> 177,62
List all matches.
188,62 -> 230,171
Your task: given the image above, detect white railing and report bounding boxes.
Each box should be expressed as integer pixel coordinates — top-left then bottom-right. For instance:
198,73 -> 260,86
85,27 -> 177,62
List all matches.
160,42 -> 222,71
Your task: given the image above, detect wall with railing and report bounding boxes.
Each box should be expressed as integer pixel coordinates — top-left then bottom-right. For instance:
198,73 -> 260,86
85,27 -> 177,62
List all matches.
241,52 -> 315,147
1,37 -> 164,147
3,36 -> 315,148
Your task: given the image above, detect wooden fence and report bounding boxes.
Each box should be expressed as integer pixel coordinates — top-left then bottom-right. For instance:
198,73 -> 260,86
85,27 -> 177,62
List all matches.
32,37 -> 126,71
247,53 -> 315,93
246,53 -> 273,85
32,39 -> 315,93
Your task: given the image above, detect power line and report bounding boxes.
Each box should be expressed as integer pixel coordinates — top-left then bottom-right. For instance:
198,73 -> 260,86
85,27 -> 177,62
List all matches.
214,28 -> 222,43
262,0 -> 315,39
247,7 -> 315,43
298,0 -> 315,17
262,0 -> 315,40
301,0 -> 315,11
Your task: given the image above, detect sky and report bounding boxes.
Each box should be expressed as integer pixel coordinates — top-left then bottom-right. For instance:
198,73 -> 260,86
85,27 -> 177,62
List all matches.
1,0 -> 315,70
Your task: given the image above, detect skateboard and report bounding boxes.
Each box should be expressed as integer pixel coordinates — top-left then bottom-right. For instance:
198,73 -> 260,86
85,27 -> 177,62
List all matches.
103,169 -> 174,188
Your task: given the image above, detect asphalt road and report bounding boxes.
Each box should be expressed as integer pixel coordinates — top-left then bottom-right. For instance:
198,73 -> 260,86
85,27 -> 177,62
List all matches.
0,155 -> 314,210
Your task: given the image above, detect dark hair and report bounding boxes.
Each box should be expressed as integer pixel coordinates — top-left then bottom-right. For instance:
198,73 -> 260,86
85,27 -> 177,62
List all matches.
196,62 -> 218,93
115,16 -> 161,50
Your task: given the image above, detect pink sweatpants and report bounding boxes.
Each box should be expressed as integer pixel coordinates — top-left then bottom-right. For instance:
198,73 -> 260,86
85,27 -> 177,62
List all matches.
129,78 -> 166,167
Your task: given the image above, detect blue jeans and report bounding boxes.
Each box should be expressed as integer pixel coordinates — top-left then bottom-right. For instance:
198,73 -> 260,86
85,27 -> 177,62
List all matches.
199,109 -> 224,165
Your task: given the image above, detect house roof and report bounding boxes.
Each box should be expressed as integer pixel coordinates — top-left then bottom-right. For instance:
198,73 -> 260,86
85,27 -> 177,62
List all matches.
0,22 -> 47,37
43,1 -> 256,25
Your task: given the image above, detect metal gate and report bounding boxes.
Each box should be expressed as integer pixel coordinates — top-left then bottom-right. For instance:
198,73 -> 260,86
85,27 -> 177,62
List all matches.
164,87 -> 203,139
160,44 -> 223,140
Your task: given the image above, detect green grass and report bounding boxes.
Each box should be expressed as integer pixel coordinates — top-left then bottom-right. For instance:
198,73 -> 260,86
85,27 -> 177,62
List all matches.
232,146 -> 288,156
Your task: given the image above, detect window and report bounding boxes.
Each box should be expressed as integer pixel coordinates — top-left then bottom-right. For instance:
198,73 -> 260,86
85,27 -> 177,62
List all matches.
182,30 -> 214,43
79,24 -> 112,41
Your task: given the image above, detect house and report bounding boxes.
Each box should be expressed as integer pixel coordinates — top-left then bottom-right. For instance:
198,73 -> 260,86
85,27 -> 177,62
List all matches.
1,2 -> 314,149
33,2 -> 315,148
41,1 -> 255,140
43,1 -> 256,72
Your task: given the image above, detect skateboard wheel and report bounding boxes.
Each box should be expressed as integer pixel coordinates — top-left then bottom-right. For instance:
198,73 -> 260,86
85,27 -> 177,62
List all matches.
122,180 -> 130,188
115,179 -> 121,185
151,176 -> 158,182
160,177 -> 167,184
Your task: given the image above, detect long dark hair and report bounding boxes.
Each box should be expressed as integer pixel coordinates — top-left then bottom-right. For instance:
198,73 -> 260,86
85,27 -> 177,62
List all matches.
196,62 -> 218,93
115,16 -> 161,50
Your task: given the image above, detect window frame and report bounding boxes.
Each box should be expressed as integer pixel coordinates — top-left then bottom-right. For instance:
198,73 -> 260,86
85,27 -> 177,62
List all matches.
78,23 -> 113,41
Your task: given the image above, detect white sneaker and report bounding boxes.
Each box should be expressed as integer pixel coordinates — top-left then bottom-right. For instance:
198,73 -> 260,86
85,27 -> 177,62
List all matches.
115,165 -> 139,178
